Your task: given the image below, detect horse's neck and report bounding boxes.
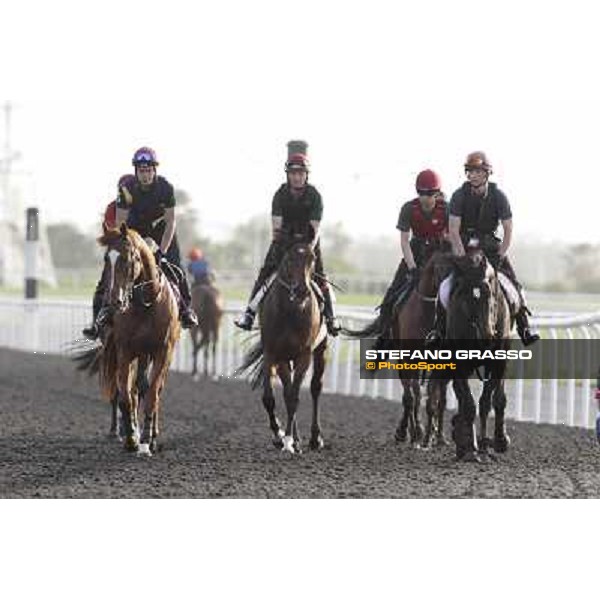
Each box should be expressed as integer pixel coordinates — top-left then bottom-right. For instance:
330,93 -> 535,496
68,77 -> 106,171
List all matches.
417,269 -> 437,298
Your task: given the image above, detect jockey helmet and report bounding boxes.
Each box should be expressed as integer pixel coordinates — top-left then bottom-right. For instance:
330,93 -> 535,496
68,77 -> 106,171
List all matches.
188,247 -> 204,261
464,151 -> 492,173
415,169 -> 442,193
118,173 -> 136,189
132,147 -> 159,167
285,153 -> 310,173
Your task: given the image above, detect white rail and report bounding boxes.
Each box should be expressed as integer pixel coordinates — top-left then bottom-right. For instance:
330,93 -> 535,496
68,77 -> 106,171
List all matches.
1,297 -> 598,430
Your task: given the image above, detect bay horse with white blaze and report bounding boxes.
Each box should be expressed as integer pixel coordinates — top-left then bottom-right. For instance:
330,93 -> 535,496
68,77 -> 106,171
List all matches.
236,231 -> 328,454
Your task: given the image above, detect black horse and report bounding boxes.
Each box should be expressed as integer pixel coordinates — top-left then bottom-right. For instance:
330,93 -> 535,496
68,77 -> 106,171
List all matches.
443,246 -> 512,462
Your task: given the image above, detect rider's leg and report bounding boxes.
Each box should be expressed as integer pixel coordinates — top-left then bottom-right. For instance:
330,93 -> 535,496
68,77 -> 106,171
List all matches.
235,242 -> 282,330
166,241 -> 198,329
82,259 -> 110,340
314,242 -> 340,336
373,261 -> 409,348
498,257 -> 540,346
425,273 -> 452,346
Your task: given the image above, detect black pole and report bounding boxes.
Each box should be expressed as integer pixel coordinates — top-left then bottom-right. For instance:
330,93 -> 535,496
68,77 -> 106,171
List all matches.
25,207 -> 39,299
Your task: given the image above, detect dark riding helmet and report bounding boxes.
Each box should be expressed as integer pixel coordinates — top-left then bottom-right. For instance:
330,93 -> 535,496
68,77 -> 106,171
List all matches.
132,147 -> 159,167
285,153 -> 310,173
415,169 -> 442,194
464,151 -> 492,174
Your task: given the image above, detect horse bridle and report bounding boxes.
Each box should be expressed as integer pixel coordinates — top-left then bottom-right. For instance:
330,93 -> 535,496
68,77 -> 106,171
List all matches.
277,275 -> 311,304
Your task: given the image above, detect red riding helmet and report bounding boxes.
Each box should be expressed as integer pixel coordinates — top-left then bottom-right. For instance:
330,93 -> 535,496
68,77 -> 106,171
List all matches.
285,153 -> 310,173
103,200 -> 117,230
415,169 -> 442,193
188,247 -> 204,261
132,147 -> 159,167
464,151 -> 492,173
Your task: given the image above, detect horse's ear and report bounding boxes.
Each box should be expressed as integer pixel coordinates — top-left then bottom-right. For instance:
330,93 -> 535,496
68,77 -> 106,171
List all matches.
120,223 -> 127,237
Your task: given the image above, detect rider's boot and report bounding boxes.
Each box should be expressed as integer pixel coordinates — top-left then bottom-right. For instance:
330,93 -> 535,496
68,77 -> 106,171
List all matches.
234,272 -> 276,331
322,284 -> 341,337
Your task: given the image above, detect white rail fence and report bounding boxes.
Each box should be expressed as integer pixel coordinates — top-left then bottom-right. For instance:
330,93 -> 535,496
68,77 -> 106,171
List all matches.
1,297 -> 599,430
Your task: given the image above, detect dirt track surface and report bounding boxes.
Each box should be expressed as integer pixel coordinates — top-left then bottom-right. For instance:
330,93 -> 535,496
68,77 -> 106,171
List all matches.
1,347 -> 600,498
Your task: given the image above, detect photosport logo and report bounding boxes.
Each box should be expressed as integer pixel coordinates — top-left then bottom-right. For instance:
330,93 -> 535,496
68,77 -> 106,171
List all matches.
359,339 -> 600,381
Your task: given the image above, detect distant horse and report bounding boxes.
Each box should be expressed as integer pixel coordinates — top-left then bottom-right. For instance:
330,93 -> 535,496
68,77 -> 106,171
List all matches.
236,232 -> 328,454
190,280 -> 224,380
76,224 -> 180,455
444,245 -> 511,462
392,248 -> 452,448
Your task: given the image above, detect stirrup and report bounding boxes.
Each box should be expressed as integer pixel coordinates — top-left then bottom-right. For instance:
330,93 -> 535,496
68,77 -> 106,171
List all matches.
234,309 -> 255,331
82,323 -> 99,340
180,308 -> 198,329
326,316 -> 341,337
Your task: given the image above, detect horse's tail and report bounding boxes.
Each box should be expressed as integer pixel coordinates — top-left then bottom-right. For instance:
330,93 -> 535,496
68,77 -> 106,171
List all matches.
99,333 -> 118,400
342,314 -> 383,339
73,344 -> 103,376
72,335 -> 118,400
234,340 -> 265,390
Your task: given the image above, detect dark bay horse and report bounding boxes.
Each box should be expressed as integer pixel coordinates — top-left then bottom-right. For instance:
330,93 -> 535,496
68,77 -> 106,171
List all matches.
236,235 -> 328,454
77,225 -> 180,455
444,246 -> 511,462
392,249 -> 452,448
190,280 -> 224,380
343,245 -> 452,448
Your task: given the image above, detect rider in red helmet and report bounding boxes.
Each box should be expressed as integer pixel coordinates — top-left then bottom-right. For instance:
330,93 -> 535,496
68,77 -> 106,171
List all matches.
234,140 -> 341,335
187,247 -> 213,286
370,169 -> 449,349
82,174 -> 136,339
428,151 -> 539,346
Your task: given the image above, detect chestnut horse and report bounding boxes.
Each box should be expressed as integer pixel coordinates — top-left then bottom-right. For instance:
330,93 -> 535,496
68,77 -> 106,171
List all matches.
236,234 -> 328,454
77,225 -> 180,455
190,281 -> 224,380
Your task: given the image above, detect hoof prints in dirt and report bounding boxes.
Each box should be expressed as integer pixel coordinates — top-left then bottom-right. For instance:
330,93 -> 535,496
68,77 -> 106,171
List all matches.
0,348 -> 599,498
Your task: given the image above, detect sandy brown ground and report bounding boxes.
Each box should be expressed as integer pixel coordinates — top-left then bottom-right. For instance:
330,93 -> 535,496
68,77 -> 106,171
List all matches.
1,347 -> 599,498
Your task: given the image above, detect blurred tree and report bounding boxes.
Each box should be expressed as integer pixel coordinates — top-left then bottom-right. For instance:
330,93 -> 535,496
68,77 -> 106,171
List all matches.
47,223 -> 98,267
564,244 -> 600,292
321,221 -> 354,273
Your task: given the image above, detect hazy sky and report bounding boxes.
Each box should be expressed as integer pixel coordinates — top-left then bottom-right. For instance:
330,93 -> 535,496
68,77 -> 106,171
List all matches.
1,0 -> 598,243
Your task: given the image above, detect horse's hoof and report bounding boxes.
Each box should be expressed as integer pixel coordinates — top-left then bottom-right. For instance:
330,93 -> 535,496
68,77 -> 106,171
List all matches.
493,435 -> 510,453
293,443 -> 303,455
434,435 -> 449,447
460,451 -> 481,463
478,437 -> 493,452
281,435 -> 296,454
107,430 -> 119,440
395,429 -> 407,443
149,440 -> 158,454
309,437 -> 324,451
124,438 -> 139,452
137,443 -> 152,457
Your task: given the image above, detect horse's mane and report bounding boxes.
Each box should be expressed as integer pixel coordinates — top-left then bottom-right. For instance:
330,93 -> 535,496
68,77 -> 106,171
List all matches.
98,226 -> 158,282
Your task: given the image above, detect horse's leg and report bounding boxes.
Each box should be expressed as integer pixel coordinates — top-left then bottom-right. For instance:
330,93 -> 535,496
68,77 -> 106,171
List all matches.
435,379 -> 449,446
139,352 -> 169,456
411,378 -> 423,445
262,362 -> 283,448
395,375 -> 412,443
492,379 -> 510,453
117,359 -> 138,452
309,340 -> 327,451
282,355 -> 310,454
211,329 -> 219,379
478,379 -> 494,454
203,335 -> 210,378
422,377 -> 437,449
191,330 -> 199,380
452,378 -> 479,462
109,391 -> 119,439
